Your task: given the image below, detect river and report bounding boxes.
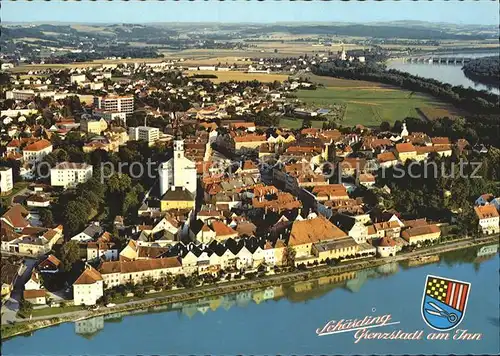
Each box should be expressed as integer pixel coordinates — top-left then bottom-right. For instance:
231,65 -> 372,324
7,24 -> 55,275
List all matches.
3,246 -> 499,355
387,52 -> 500,95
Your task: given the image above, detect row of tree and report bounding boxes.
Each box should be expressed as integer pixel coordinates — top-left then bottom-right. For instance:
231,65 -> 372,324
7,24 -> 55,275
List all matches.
462,56 -> 500,86
375,149 -> 500,234
313,62 -> 499,115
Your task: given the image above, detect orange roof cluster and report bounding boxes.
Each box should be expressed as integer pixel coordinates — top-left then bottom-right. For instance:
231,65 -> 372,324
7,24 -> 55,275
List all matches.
253,184 -> 279,198
395,142 -> 416,153
340,157 -> 367,172
231,133 -> 266,142
285,146 -> 322,155
475,205 -> 499,219
2,205 -> 30,229
320,129 -> 342,141
100,257 -> 182,274
210,220 -> 238,237
359,173 -> 376,183
402,224 -> 441,239
23,289 -> 46,299
300,128 -> 319,136
252,191 -> 301,211
74,266 -> 103,285
23,139 -> 52,152
312,185 -> 349,199
289,216 -> 347,246
431,137 -> 451,146
241,160 -> 258,171
374,221 -> 400,231
377,151 -> 397,163
379,237 -> 397,247
229,122 -> 256,129
362,137 -> 393,150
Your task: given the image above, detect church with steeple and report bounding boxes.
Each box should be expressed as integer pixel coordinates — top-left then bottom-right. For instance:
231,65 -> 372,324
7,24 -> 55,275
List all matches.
158,115 -> 197,210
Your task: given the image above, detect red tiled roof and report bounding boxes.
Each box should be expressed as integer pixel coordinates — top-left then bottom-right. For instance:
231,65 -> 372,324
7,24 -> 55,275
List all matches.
211,221 -> 237,237
23,139 -> 52,152
377,151 -> 397,163
289,216 -> 347,246
395,143 -> 416,153
475,205 -> 499,219
23,289 -> 46,299
2,205 -> 30,229
74,266 -> 103,285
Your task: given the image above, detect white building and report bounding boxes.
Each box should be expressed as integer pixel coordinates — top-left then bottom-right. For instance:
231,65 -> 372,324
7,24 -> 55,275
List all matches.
71,74 -> 87,84
6,89 -> 36,101
128,126 -> 159,145
376,237 -> 399,257
0,167 -> 13,195
50,162 -> 93,188
99,258 -> 182,289
23,139 -> 53,164
159,138 -> 197,197
87,242 -> 119,262
94,95 -> 134,114
475,205 -> 500,235
94,110 -> 127,125
0,108 -> 38,118
73,265 -> 104,306
90,82 -> 104,90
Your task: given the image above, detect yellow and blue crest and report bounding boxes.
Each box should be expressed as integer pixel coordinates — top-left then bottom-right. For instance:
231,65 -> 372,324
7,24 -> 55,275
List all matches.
421,275 -> 471,331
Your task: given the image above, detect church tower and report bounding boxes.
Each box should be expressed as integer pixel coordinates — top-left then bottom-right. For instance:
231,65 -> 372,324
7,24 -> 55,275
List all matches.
158,111 -> 197,198
174,138 -> 184,159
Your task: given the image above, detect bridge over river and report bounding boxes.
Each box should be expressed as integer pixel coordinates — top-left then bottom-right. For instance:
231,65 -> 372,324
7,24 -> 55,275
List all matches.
398,56 -> 477,65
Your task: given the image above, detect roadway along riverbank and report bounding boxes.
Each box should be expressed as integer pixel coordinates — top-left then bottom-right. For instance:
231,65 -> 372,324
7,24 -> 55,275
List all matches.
2,235 -> 498,340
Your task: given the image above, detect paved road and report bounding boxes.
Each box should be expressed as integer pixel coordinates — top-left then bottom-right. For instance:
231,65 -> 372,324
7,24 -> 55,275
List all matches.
4,235 -> 496,326
8,187 -> 29,206
1,258 -> 38,325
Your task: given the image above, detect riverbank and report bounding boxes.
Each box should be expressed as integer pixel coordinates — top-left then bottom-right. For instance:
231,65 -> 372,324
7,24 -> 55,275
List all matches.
2,235 -> 498,340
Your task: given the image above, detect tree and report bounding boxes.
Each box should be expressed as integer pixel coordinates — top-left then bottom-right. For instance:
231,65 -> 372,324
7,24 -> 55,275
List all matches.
302,118 -> 312,129
60,241 -> 80,272
379,121 -> 391,132
62,199 -> 91,236
282,245 -> 297,268
39,209 -> 54,227
19,299 -> 33,317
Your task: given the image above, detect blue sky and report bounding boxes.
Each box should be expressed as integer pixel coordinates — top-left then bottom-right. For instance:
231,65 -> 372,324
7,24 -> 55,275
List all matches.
2,1 -> 499,25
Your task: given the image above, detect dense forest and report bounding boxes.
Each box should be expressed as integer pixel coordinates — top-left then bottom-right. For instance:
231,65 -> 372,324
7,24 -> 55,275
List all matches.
245,24 -> 495,41
462,56 -> 500,86
313,62 -> 499,115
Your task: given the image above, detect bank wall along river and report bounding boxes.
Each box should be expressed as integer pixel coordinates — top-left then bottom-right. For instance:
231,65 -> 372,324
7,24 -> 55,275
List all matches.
387,52 -> 500,95
3,246 -> 499,355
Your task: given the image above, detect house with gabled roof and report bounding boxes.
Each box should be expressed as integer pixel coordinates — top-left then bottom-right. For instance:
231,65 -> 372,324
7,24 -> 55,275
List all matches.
38,254 -> 61,273
1,204 -> 31,230
22,139 -> 53,164
474,205 -> 499,235
71,222 -> 103,242
73,264 -> 104,306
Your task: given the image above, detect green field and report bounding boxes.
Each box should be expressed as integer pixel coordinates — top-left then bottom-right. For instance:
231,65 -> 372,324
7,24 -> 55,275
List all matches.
294,86 -> 458,128
279,117 -> 325,129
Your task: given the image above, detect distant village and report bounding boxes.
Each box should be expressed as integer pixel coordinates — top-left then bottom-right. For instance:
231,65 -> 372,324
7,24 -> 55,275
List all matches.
1,58 -> 498,314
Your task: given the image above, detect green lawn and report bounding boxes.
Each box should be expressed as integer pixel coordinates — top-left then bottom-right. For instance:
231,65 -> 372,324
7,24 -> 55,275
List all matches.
279,117 -> 325,130
295,87 -> 457,127
0,182 -> 29,205
29,305 -> 84,318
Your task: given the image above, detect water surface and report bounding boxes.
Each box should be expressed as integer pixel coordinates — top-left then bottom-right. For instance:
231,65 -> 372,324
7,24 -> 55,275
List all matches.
387,52 -> 500,95
4,247 -> 499,355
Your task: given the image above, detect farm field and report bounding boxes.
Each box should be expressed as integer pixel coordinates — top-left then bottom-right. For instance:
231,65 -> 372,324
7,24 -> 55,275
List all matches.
295,85 -> 459,127
185,70 -> 289,83
279,117 -> 325,129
